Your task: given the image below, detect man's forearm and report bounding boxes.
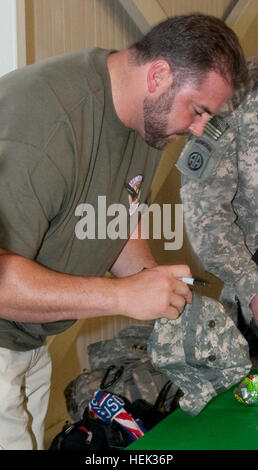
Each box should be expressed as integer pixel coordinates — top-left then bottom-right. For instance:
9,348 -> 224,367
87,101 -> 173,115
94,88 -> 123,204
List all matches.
110,220 -> 157,277
0,246 -> 193,323
250,294 -> 258,326
0,249 -> 119,323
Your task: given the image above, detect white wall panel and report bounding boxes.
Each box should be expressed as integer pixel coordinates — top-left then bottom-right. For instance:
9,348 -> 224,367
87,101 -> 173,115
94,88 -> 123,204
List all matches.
26,0 -> 142,63
0,0 -> 18,76
158,0 -> 232,18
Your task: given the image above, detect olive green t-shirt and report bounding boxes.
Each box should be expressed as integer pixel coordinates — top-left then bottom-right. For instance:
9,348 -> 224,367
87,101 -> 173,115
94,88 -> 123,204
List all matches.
0,48 -> 161,350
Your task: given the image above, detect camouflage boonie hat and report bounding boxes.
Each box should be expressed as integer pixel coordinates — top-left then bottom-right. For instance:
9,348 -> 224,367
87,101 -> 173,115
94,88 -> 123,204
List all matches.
148,293 -> 251,416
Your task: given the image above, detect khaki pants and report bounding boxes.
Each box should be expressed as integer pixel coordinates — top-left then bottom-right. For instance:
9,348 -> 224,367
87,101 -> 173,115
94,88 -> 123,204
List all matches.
0,344 -> 52,450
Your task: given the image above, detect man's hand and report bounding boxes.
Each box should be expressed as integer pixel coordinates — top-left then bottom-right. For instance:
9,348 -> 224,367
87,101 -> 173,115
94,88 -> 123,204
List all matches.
115,264 -> 193,321
250,293 -> 258,326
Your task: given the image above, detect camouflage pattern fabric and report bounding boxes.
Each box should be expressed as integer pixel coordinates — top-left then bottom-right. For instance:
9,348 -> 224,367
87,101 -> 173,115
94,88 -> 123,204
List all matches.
65,325 -> 178,421
179,55 -> 258,325
148,293 -> 251,416
88,324 -> 153,369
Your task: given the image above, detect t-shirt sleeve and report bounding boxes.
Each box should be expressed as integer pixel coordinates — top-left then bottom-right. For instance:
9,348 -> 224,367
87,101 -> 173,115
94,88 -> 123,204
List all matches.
0,141 -> 67,259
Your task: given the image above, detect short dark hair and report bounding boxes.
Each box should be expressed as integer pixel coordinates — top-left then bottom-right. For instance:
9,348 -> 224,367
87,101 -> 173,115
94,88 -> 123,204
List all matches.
130,13 -> 248,90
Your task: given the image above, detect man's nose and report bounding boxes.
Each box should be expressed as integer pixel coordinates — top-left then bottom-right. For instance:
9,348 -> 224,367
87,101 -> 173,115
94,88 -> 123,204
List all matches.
189,115 -> 211,137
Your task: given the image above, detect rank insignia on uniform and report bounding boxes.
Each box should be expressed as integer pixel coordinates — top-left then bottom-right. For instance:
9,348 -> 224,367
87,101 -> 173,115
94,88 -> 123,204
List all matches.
125,175 -> 143,215
204,115 -> 229,141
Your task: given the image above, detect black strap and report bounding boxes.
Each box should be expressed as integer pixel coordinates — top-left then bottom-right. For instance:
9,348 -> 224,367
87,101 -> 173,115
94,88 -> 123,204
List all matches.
252,249 -> 258,266
100,365 -> 124,389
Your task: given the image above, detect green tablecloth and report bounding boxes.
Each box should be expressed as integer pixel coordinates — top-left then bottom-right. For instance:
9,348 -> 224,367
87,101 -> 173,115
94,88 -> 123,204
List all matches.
128,372 -> 258,450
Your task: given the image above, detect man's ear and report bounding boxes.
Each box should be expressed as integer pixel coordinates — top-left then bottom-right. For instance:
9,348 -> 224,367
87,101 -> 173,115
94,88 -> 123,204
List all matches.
147,60 -> 173,93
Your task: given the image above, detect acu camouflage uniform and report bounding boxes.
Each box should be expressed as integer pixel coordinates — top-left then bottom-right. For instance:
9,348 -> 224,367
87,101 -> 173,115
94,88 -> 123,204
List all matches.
148,293 -> 251,416
178,55 -> 258,325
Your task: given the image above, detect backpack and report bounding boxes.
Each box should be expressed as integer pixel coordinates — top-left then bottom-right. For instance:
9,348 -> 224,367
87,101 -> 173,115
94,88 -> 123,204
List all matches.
49,325 -> 182,450
64,325 -> 180,422
49,387 -> 183,450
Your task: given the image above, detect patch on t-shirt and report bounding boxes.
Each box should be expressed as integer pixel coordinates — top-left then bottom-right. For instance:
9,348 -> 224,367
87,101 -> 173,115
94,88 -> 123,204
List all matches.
125,175 -> 143,215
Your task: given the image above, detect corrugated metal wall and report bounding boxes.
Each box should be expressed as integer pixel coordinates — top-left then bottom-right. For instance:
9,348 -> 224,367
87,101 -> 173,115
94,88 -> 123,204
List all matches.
25,0 -> 141,63
159,0 -> 232,17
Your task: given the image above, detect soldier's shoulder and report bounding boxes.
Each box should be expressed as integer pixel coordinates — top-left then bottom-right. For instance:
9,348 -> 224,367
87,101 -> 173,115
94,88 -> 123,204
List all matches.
246,54 -> 258,79
231,54 -> 258,110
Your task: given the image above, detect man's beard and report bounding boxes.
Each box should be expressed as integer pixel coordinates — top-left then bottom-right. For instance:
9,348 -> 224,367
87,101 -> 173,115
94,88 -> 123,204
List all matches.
143,87 -> 176,150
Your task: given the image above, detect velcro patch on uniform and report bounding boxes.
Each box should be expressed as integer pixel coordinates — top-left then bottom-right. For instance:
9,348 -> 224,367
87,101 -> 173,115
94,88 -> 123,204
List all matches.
175,132 -> 230,182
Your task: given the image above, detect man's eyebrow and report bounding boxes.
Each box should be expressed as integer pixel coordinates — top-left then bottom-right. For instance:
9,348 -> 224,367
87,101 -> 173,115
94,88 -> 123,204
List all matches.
201,105 -> 213,116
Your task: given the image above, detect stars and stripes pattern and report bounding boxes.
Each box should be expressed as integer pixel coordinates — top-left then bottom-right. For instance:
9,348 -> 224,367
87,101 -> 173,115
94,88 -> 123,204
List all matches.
89,390 -> 145,441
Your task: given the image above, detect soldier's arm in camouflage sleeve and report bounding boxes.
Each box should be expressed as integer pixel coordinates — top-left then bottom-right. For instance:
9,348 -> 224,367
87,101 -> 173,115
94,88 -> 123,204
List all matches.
180,104 -> 258,323
250,295 -> 258,326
